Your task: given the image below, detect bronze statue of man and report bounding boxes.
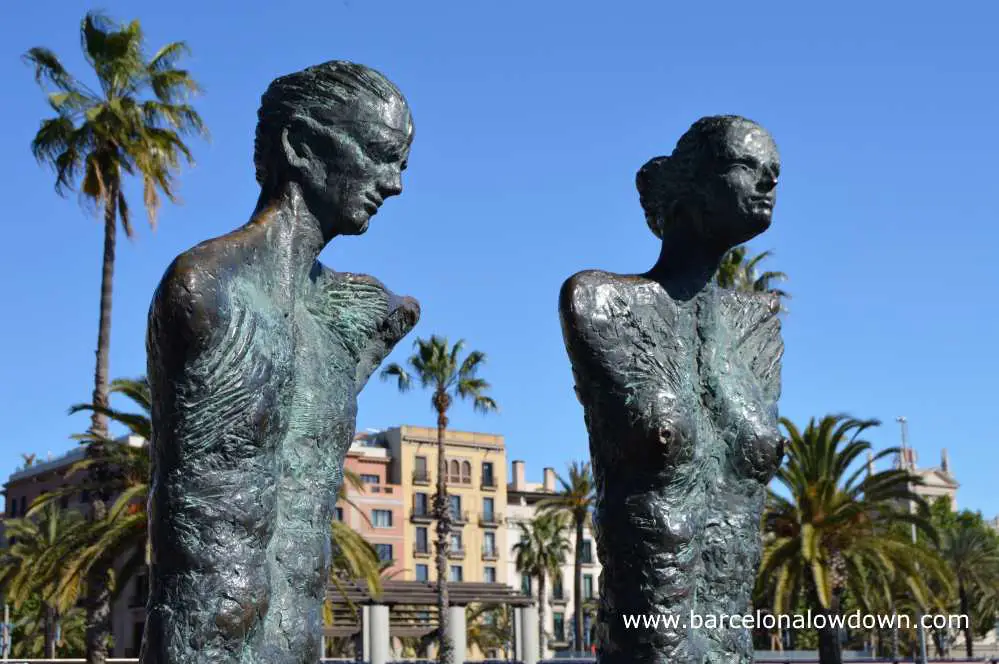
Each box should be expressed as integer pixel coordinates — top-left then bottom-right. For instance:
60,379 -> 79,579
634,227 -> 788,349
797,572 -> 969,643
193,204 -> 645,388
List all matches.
143,61 -> 418,664
559,116 -> 784,663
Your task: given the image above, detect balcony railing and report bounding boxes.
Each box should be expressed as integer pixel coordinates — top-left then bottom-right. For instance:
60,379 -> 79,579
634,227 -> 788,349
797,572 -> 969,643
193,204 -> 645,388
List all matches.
481,476 -> 497,490
451,510 -> 470,524
550,592 -> 568,604
447,547 -> 466,560
413,544 -> 431,558
366,485 -> 394,494
479,511 -> 502,526
412,470 -> 431,485
410,508 -> 433,523
481,546 -> 499,561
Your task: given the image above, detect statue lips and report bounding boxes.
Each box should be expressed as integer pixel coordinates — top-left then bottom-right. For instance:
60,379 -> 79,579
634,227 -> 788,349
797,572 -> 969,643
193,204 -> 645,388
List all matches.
363,192 -> 384,216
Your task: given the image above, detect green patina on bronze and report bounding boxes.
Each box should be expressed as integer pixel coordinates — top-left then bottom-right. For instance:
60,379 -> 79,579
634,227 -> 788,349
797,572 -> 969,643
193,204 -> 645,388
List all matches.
144,61 -> 418,664
559,116 -> 785,664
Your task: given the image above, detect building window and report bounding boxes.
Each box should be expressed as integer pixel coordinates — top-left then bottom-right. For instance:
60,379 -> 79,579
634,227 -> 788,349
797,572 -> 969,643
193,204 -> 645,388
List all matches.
59,494 -> 69,509
483,497 -> 495,521
375,543 -> 393,562
460,461 -> 472,484
521,574 -> 532,596
415,564 -> 429,582
581,539 -> 593,563
413,492 -> 429,516
130,571 -> 149,608
450,531 -> 463,551
553,573 -> 564,599
19,497 -> 26,515
484,566 -> 497,583
482,461 -> 495,486
583,574 -> 594,600
334,507 -> 344,522
6,498 -> 12,517
416,527 -> 429,553
449,494 -> 461,519
372,509 -> 392,528
360,474 -> 380,485
80,489 -> 89,504
449,460 -> 460,483
483,531 -> 496,556
449,565 -> 463,582
553,612 -> 566,642
414,456 -> 429,482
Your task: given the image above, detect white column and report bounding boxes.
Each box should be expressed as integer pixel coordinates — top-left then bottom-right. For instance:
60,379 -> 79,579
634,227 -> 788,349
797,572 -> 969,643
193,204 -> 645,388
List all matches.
514,606 -> 522,661
368,604 -> 390,664
362,605 -> 371,663
519,605 -> 539,664
449,606 -> 467,663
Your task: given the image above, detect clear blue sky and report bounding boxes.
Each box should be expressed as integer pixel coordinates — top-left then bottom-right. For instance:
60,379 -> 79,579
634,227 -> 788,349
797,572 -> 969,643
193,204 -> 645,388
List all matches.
1,1 -> 997,517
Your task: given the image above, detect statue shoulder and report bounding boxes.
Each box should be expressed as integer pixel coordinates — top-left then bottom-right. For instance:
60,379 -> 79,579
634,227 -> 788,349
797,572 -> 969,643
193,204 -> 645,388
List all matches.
559,269 -> 627,319
149,244 -> 230,351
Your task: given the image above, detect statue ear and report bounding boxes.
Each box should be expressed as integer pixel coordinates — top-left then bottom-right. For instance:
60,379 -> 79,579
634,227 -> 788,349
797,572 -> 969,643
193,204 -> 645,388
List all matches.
280,127 -> 313,173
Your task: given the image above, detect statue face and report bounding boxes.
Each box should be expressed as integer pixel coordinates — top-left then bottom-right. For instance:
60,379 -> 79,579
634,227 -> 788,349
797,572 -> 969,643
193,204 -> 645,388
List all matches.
297,94 -> 414,236
702,122 -> 780,247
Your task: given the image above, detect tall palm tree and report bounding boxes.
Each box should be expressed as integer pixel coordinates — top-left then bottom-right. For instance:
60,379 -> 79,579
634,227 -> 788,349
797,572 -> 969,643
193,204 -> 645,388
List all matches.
537,461 -> 594,651
26,13 -> 204,443
716,245 -> 790,307
932,503 -> 999,657
759,414 -> 943,664
381,335 -> 498,664
513,512 -> 571,658
26,14 -> 205,661
0,503 -> 87,657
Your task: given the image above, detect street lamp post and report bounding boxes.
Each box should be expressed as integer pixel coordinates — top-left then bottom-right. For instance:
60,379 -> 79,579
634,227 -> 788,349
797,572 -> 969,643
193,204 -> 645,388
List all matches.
897,415 -> 929,664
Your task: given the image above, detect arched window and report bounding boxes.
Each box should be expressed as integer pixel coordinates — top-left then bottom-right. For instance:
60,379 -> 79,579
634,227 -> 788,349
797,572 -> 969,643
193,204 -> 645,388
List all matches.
450,459 -> 460,483
461,461 -> 472,484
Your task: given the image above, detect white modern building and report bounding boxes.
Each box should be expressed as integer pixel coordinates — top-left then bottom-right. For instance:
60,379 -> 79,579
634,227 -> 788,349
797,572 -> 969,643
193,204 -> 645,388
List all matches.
506,460 -> 599,658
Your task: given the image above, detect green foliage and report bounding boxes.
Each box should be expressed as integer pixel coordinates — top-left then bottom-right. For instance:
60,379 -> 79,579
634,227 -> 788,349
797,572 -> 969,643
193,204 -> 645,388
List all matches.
538,461 -> 595,649
757,414 -> 947,663
716,245 -> 790,308
514,511 -> 571,655
381,334 -> 498,416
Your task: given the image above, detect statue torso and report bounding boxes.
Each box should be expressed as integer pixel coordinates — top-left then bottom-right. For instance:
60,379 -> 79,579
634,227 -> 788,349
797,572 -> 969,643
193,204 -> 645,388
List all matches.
559,269 -> 783,661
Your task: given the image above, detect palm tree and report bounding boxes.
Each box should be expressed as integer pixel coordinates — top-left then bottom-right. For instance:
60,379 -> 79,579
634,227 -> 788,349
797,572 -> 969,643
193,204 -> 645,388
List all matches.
716,245 -> 789,307
25,13 -> 204,444
26,14 -> 205,661
381,335 -> 498,664
930,501 -> 999,657
513,512 -> 571,658
537,461 -> 594,651
465,604 -> 512,658
0,503 -> 87,657
759,414 -> 943,664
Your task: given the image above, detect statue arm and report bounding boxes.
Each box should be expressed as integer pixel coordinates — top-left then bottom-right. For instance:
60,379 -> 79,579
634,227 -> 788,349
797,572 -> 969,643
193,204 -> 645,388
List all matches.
354,291 -> 420,388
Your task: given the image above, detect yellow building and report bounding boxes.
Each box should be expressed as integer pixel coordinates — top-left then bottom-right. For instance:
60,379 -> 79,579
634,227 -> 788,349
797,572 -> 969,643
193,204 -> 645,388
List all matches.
379,425 -> 508,586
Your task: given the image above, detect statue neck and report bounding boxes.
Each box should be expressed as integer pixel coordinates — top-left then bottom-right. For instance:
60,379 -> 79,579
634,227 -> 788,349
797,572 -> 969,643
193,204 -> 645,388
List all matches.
250,181 -> 330,281
646,223 -> 727,301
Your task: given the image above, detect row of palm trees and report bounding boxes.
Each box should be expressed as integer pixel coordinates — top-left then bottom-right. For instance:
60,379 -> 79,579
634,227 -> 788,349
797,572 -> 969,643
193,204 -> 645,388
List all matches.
509,416 -> 999,664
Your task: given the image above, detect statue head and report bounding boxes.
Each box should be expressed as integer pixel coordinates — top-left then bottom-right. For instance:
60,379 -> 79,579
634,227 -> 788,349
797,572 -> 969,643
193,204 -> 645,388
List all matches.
636,115 -> 779,251
254,60 -> 414,237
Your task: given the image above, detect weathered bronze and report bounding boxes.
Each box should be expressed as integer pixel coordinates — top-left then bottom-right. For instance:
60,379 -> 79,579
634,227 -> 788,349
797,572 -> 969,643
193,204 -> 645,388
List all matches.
559,116 -> 785,663
143,61 -> 418,664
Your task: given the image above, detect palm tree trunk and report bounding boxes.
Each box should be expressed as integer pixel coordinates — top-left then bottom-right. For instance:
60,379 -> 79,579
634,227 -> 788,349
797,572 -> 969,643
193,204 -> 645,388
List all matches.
537,573 -> 547,659
91,190 -> 116,438
573,513 -> 584,652
434,404 -> 453,664
959,583 -> 973,658
84,193 -> 117,664
85,499 -> 112,664
44,605 -> 57,658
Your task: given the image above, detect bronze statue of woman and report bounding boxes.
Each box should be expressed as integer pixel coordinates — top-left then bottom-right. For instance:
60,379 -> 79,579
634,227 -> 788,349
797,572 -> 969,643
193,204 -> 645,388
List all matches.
559,115 -> 785,664
143,61 -> 418,664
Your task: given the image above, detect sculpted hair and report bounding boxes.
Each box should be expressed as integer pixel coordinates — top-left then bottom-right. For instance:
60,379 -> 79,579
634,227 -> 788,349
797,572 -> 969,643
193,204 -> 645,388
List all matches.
254,60 -> 408,186
637,115 -> 761,238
